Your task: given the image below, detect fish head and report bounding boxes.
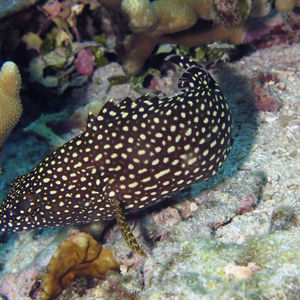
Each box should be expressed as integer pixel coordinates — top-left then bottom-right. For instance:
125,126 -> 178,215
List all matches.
0,174 -> 44,232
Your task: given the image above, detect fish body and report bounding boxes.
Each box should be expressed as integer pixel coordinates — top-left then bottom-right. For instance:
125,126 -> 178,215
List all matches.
0,55 -> 232,234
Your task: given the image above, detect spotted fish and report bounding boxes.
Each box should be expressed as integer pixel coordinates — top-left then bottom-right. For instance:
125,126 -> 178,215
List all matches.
0,55 -> 232,255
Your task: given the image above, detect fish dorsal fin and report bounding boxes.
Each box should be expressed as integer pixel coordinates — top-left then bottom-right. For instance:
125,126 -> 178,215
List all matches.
86,111 -> 99,130
118,96 -> 135,119
135,93 -> 162,107
135,94 -> 150,105
119,96 -> 133,109
92,93 -> 162,133
96,98 -> 122,125
117,94 -> 161,122
166,54 -> 208,91
178,66 -> 208,91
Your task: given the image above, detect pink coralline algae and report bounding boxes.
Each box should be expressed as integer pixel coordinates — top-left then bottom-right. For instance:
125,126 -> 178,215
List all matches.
74,48 -> 95,76
253,84 -> 282,112
153,207 -> 182,227
0,267 -> 38,299
236,193 -> 257,215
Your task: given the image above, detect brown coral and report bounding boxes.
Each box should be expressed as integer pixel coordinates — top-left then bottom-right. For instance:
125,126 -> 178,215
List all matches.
103,0 -> 251,74
0,61 -> 22,149
275,0 -> 300,13
39,232 -> 120,300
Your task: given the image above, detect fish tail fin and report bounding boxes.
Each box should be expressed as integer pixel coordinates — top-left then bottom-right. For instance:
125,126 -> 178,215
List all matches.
166,55 -> 208,91
165,54 -> 197,69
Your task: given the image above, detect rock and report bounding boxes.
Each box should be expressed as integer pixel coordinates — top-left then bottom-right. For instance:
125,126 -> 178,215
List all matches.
0,0 -> 39,20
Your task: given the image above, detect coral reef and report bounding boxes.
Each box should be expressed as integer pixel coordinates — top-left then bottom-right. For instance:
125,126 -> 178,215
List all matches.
252,73 -> 282,112
19,0 -> 105,93
38,232 -> 120,300
0,12 -> 299,298
23,110 -> 71,148
28,41 -> 102,94
275,0 -> 300,12
119,0 -> 251,33
103,0 -> 251,74
0,61 -> 22,150
102,0 -> 300,74
269,206 -> 297,233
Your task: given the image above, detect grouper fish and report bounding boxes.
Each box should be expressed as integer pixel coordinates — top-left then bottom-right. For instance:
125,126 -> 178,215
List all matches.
0,55 -> 232,255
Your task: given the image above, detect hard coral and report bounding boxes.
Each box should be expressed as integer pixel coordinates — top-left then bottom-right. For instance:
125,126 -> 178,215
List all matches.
275,0 -> 300,13
38,232 -> 120,300
0,61 -> 22,149
104,0 -> 251,74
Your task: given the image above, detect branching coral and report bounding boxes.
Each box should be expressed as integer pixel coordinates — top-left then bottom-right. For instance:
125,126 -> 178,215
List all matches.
104,0 -> 300,75
103,0 -> 252,74
0,61 -> 22,149
38,232 -> 120,300
120,0 -> 251,35
123,24 -> 246,75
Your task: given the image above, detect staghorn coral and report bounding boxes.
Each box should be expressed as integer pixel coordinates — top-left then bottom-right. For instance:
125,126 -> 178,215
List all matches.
103,0 -> 251,74
38,232 -> 120,300
0,61 -> 22,150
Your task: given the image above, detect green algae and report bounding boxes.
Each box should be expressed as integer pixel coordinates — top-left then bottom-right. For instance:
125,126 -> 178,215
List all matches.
142,225 -> 300,299
131,68 -> 161,92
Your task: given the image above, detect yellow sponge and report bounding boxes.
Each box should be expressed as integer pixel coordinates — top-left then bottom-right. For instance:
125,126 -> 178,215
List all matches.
0,61 -> 22,148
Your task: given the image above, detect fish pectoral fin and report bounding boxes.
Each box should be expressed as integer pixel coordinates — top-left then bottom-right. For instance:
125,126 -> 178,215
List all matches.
113,197 -> 147,257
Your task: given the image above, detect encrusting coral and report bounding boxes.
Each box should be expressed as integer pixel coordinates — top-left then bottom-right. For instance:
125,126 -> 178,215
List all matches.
38,232 -> 120,300
0,61 -> 22,149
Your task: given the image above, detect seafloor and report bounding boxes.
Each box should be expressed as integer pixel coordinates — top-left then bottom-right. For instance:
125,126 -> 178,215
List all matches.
0,41 -> 299,299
